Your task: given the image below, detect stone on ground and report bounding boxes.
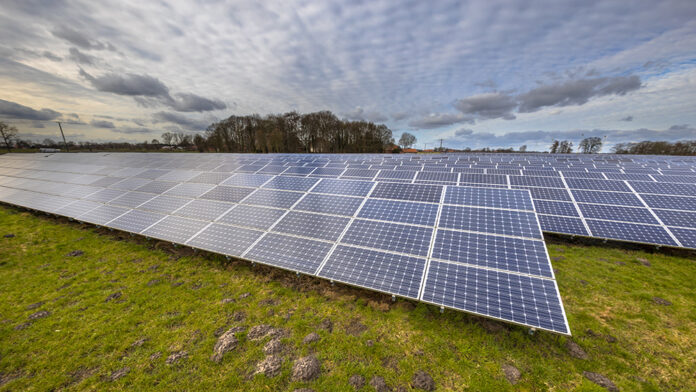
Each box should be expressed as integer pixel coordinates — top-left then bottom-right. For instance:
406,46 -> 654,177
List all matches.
211,328 -> 238,362
502,364 -> 521,384
412,370 -> 435,391
583,371 -> 619,391
303,332 -> 320,344
566,340 -> 588,359
255,355 -> 282,377
292,355 -> 320,381
349,374 -> 365,390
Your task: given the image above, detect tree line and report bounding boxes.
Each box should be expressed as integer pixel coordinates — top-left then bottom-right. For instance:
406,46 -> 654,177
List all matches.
611,140 -> 696,155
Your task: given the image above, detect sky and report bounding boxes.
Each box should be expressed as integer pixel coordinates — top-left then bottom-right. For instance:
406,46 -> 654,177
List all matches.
1,0 -> 695,152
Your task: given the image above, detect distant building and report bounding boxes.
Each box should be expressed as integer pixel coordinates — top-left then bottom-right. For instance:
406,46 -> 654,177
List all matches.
402,148 -> 418,153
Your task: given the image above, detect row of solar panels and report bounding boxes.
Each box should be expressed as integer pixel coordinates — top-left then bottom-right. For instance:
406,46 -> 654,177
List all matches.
0,154 -> 694,249
0,161 -> 570,334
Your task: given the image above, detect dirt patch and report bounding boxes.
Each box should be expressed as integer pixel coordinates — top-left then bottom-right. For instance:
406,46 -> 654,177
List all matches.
150,352 -> 162,361
131,337 -> 148,348
171,281 -> 184,287
221,298 -> 235,304
255,355 -> 282,377
259,298 -> 278,306
26,301 -> 44,310
412,370 -> 435,391
583,371 -> 619,392
211,328 -> 239,363
231,311 -> 246,322
64,366 -> 97,387
319,318 -> 333,333
66,250 -> 84,257
0,369 -> 24,387
653,297 -> 672,306
239,292 -> 251,299
382,356 -> 399,371
14,322 -> 32,330
637,257 -> 651,266
303,332 -> 320,344
349,374 -> 365,390
502,364 -> 521,384
566,340 -> 588,360
263,338 -> 284,355
105,292 -> 122,302
370,375 -> 390,392
480,319 -> 508,334
28,310 -> 50,320
368,300 -> 390,312
292,355 -> 320,381
107,367 -> 129,382
166,350 -> 188,365
248,325 -> 273,340
344,317 -> 368,336
146,279 -> 160,286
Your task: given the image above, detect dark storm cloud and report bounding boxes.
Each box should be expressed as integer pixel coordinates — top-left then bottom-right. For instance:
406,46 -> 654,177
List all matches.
454,128 -> 473,137
0,99 -> 60,121
152,111 -> 210,130
89,119 -> 115,128
517,75 -> 641,113
408,113 -> 473,129
453,92 -> 517,120
68,47 -> 97,65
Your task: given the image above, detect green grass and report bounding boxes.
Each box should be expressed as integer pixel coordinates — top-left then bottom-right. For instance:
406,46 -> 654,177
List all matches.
1,206 -> 695,391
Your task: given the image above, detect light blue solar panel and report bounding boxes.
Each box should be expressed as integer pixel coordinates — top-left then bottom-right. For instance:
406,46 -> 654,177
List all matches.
142,215 -> 209,243
245,233 -> 332,274
283,166 -> 315,175
55,199 -> 102,218
77,205 -> 129,225
578,204 -> 657,224
439,205 -> 542,239
272,211 -> 350,241
221,173 -> 274,187
174,199 -> 233,221
137,195 -> 192,214
263,176 -> 319,191
312,178 -> 374,196
164,182 -> 215,198
431,229 -> 552,277
83,188 -> 126,203
571,190 -> 643,207
538,214 -> 589,236
242,189 -> 303,208
585,219 -> 677,246
357,199 -> 438,225
533,200 -> 579,217
109,191 -> 156,208
217,204 -> 285,230
318,245 -> 425,299
341,219 -> 432,256
200,186 -> 254,203
445,186 -> 534,211
294,193 -> 363,216
188,224 -> 263,256
109,210 -> 165,233
421,261 -> 568,334
371,182 -> 442,203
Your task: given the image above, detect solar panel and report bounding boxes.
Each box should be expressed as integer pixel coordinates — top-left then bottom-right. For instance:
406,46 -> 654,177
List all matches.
200,186 -> 254,203
164,182 -> 216,198
585,219 -> 677,246
371,182 -> 442,203
629,181 -> 696,196
538,214 -> 589,236
109,209 -> 165,233
570,190 -> 643,207
77,205 -> 129,225
311,178 -> 374,196
445,186 -> 534,211
341,219 -> 433,256
244,233 -> 333,274
272,211 -> 350,241
533,200 -> 579,217
135,181 -> 178,194
652,209 -> 696,229
263,176 -> 318,191
142,215 -> 209,243
138,195 -> 192,214
242,189 -> 304,208
174,199 -> 234,221
188,224 -> 263,256
637,194 -> 696,212
669,227 -> 696,248
357,199 -> 438,225
109,191 -> 157,208
439,205 -> 543,239
294,193 -> 363,216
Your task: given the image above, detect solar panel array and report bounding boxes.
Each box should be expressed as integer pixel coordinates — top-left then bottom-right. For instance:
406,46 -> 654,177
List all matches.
0,152 -> 569,334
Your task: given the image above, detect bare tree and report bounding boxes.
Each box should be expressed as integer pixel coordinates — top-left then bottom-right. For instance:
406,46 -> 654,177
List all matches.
519,145 -> 527,152
579,137 -> 603,153
399,132 -> 417,149
161,132 -> 174,145
0,121 -> 18,152
549,140 -> 559,153
558,140 -> 573,153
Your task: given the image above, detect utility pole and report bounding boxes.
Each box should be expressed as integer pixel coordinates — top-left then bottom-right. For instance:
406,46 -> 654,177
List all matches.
439,139 -> 443,151
57,122 -> 69,152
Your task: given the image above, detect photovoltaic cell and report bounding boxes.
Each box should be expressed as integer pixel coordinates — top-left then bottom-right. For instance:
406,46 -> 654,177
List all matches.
565,178 -> 630,192
416,171 -> 458,183
341,219 -> 433,256
174,199 -> 233,221
445,186 -> 533,211
652,209 -> 696,229
137,195 -> 192,214
142,215 -> 209,243
200,186 -> 254,203
77,205 -> 129,225
538,214 -> 589,235
189,172 -> 233,184
83,188 -> 126,203
439,205 -> 542,239
272,211 -> 350,241
111,177 -> 152,191
245,233 -> 332,274
509,176 -> 565,188
357,199 -> 438,226
217,204 -> 285,230
318,245 -> 425,299
585,219 -> 677,246
669,227 -> 696,248
164,182 -> 215,198
55,199 -> 102,218
188,224 -> 263,256
242,189 -> 304,208
109,210 -> 165,233
421,261 -> 568,334
578,204 -> 657,224
294,193 -> 363,216
135,181 -> 178,194
459,173 -> 507,185
371,182 -> 442,203
640,194 -> 696,211
311,178 -> 374,196
521,187 -> 572,202
570,190 -> 642,207
533,200 -> 579,217
109,191 -> 156,208
263,176 -> 318,191
630,181 -> 696,196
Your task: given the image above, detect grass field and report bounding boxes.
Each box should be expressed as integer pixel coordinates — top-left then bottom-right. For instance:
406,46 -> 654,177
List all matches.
1,205 -> 695,391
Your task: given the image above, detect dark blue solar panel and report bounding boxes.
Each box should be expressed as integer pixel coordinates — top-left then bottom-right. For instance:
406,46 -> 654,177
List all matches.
263,176 -> 319,191
272,211 -> 350,241
459,173 -> 507,185
256,166 -> 288,175
653,209 -> 696,229
311,179 -> 374,197
604,173 -> 654,181
439,206 -> 542,239
242,189 -> 303,208
341,219 -> 433,256
221,173 -> 274,187
538,214 -> 589,235
309,168 -> 344,177
283,166 -> 315,175
357,199 -> 438,225
371,182 -> 442,203
571,190 -> 643,207
245,233 -> 332,274
431,230 -> 552,277
421,261 -> 568,334
640,194 -> 696,211
561,171 -> 605,179
519,187 -> 572,201
188,224 -> 263,256
533,200 -> 579,217
318,245 -> 425,299
445,186 -> 534,211
653,175 -> 696,184
174,199 -> 234,221
217,205 -> 285,230
189,172 -> 233,184
585,219 -> 677,246
109,210 -> 165,233
340,168 -> 378,179
629,181 -> 696,196
509,176 -> 565,188
294,193 -> 363,216
578,204 -> 657,224
565,178 -> 630,192
376,170 -> 417,181
200,186 -> 254,203
416,171 -> 458,183
669,227 -> 696,248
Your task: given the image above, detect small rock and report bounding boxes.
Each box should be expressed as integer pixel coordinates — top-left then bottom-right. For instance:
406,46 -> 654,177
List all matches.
105,292 -> 122,302
653,297 -> 672,306
566,340 -> 588,360
211,328 -> 238,363
26,301 -> 45,310
255,355 -> 282,377
412,370 -> 435,391
583,371 -> 619,392
501,364 -> 521,385
150,352 -> 162,361
637,257 -> 651,267
4,234 -> 15,238
579,280 -> 589,286
165,350 -> 188,365
263,338 -> 283,355
108,367 -> 130,382
14,322 -> 32,330
349,374 -> 365,390
551,256 -> 565,262
370,375 -> 390,392
28,310 -> 50,320
239,292 -> 251,299
319,318 -> 333,333
66,250 -> 84,257
605,335 -> 618,343
292,355 -> 320,381
221,298 -> 235,304
366,340 -> 374,347
303,332 -> 320,344
131,337 -> 148,348
146,279 -> 160,286
248,324 -> 273,340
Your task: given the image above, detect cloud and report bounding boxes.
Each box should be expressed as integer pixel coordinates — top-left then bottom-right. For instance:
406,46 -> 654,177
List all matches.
391,112 -> 410,121
0,99 -> 61,121
166,93 -> 226,112
620,115 -> 633,122
343,107 -> 388,123
68,47 -> 96,65
453,92 -> 517,120
152,111 -> 210,130
113,127 -> 156,134
454,128 -> 473,137
42,51 -> 62,61
90,119 -> 115,128
408,112 -> 473,129
79,69 -> 170,97
517,75 -> 641,113
52,25 -> 114,51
